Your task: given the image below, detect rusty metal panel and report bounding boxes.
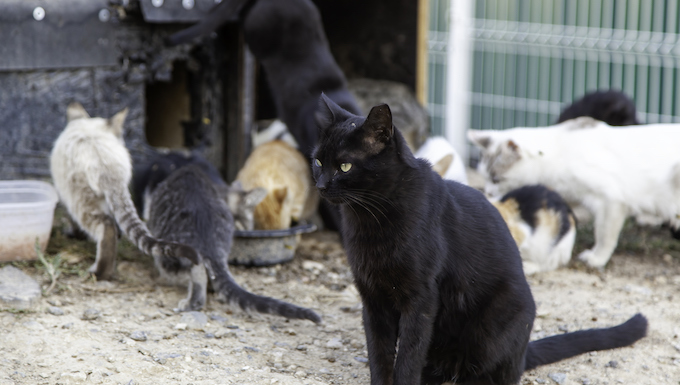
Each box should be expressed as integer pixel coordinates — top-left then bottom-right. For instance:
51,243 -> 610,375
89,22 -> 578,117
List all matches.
139,0 -> 218,23
0,0 -> 119,70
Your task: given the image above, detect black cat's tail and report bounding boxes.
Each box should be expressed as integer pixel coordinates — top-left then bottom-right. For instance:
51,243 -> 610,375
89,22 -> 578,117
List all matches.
206,260 -> 321,324
524,313 -> 647,370
165,0 -> 254,46
105,184 -> 200,265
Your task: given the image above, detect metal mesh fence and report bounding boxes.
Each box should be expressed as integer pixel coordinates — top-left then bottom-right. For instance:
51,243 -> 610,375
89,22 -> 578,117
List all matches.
471,0 -> 680,132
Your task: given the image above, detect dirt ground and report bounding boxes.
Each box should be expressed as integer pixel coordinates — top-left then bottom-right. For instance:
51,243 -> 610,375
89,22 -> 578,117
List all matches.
1,211 -> 680,385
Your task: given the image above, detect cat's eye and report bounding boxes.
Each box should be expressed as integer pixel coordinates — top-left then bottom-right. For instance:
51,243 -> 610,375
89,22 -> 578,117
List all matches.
314,159 -> 322,167
340,163 -> 352,172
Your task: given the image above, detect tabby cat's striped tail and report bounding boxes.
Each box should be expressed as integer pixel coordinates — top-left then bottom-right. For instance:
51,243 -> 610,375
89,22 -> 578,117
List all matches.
206,259 -> 321,323
105,186 -> 199,265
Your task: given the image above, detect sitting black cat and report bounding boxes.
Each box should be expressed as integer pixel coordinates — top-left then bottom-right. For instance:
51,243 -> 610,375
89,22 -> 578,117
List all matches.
557,90 -> 640,126
142,161 -> 321,322
312,94 -> 647,384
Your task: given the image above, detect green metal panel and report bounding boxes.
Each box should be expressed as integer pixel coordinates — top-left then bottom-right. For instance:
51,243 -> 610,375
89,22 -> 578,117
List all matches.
469,0 -> 680,132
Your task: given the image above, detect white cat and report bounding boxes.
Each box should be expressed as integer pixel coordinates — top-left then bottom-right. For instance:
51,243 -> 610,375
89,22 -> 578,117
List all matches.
50,103 -> 198,279
415,136 -> 468,185
468,117 -> 680,268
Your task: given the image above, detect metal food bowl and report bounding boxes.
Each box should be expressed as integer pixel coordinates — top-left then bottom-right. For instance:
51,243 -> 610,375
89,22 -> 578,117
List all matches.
229,222 -> 317,266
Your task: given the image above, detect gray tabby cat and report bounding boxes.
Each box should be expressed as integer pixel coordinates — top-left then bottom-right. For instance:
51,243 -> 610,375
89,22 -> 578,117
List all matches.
50,103 -> 198,280
144,163 -> 321,321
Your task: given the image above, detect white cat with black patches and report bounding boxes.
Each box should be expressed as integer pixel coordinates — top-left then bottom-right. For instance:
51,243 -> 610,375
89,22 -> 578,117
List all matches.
50,103 -> 198,280
490,185 -> 576,275
468,117 -> 680,268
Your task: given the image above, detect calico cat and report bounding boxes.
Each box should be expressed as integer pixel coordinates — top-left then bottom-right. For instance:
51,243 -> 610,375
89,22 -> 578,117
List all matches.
468,117 -> 680,268
132,150 -> 266,232
143,163 -> 321,321
490,185 -> 576,275
557,90 -> 640,126
312,94 -> 647,385
235,140 -> 317,230
167,0 -> 361,158
415,136 -> 468,185
50,103 -> 198,280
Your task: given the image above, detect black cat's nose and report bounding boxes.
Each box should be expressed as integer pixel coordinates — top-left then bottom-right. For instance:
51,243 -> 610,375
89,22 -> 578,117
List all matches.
315,176 -> 327,191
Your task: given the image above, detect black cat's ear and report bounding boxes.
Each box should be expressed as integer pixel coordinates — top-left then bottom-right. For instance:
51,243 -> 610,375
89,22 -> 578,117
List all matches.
315,93 -> 337,130
364,104 -> 394,143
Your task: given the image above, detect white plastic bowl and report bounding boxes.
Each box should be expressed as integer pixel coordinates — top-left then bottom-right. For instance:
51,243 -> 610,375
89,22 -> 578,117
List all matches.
0,180 -> 59,261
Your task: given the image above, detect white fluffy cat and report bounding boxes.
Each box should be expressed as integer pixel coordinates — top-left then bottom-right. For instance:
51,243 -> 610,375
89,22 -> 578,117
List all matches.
468,117 -> 680,268
415,136 -> 468,185
51,103 -> 198,279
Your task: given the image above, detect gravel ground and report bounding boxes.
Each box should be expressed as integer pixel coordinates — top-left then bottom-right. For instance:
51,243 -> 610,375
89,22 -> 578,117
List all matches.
1,214 -> 679,385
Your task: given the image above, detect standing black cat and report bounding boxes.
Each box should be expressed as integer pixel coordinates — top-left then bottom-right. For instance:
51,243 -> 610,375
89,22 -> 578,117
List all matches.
312,94 -> 647,385
167,0 -> 361,158
142,161 -> 320,323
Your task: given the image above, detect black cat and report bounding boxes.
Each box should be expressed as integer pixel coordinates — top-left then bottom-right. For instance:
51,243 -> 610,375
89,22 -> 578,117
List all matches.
167,0 -> 361,159
557,90 -> 640,126
312,94 -> 647,385
141,161 -> 321,322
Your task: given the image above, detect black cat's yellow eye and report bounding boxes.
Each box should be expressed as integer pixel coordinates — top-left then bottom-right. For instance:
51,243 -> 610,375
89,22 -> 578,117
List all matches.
314,159 -> 322,167
340,163 -> 352,172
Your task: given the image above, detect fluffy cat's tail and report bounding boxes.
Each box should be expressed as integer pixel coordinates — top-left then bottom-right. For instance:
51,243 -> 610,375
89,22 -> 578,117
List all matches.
524,313 -> 647,370
207,260 -> 321,324
105,186 -> 200,265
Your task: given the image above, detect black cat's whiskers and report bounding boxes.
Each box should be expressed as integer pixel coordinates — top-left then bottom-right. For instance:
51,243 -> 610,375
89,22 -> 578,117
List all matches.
344,194 -> 382,225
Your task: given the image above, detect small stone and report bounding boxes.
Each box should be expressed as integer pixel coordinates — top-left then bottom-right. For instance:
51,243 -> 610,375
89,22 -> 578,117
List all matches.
354,357 -> 368,363
302,260 -> 325,272
82,308 -> 100,320
179,311 -> 208,330
605,360 -> 619,368
23,321 -> 44,330
47,306 -> 64,316
174,323 -> 187,330
326,338 -> 343,349
548,372 -> 567,385
581,378 -> 590,385
535,378 -> 546,384
60,371 -> 87,382
129,331 -> 147,342
296,344 -> 307,351
62,322 -> 73,329
294,370 -> 307,378
0,266 -> 41,309
663,254 -> 673,264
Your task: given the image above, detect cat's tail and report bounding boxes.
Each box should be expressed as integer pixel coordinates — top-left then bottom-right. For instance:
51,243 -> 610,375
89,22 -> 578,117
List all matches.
207,260 -> 321,324
165,0 -> 254,46
105,185 -> 200,265
524,313 -> 647,370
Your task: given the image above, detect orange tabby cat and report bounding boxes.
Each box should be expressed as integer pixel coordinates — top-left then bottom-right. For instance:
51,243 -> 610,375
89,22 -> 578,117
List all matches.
235,140 -> 316,230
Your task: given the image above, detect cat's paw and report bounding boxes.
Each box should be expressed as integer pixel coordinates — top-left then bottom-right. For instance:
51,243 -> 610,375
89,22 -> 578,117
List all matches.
522,261 -> 541,275
578,249 -> 611,268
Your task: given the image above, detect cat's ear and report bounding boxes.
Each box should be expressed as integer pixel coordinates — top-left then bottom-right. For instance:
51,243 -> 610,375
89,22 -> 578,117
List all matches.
315,93 -> 338,130
364,104 -> 394,144
467,130 -> 492,149
108,107 -> 129,137
67,102 -> 90,122
244,187 -> 267,207
432,154 -> 454,177
273,186 -> 288,203
506,140 -> 519,152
